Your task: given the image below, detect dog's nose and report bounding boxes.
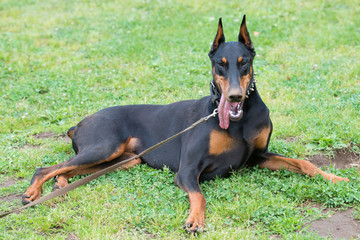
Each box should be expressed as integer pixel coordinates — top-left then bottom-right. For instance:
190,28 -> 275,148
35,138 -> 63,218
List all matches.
229,94 -> 242,102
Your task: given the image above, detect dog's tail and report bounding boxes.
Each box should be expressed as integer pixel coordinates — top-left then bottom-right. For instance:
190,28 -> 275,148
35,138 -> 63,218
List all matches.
67,126 -> 76,140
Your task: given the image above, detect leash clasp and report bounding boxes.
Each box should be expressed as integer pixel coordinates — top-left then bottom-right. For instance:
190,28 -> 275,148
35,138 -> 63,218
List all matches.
204,108 -> 218,121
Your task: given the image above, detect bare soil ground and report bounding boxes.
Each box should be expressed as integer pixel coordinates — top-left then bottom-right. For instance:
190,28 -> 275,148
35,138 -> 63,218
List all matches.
307,208 -> 359,239
306,149 -> 360,239
33,131 -> 71,144
0,178 -> 20,203
308,148 -> 360,170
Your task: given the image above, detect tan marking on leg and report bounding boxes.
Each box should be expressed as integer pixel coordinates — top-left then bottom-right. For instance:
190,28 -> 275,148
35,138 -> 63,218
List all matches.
67,129 -> 74,139
54,151 -> 142,190
120,158 -> 142,170
254,126 -> 271,149
55,168 -> 99,189
259,154 -> 350,183
209,130 -> 234,155
104,142 -> 127,161
23,165 -> 78,202
185,192 -> 206,232
116,152 -> 142,170
222,57 -> 227,64
125,137 -> 139,152
56,174 -> 70,188
238,56 -> 243,63
24,141 -> 128,203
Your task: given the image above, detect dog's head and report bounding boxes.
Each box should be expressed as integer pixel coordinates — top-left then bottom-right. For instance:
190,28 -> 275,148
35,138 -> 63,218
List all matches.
209,15 -> 256,129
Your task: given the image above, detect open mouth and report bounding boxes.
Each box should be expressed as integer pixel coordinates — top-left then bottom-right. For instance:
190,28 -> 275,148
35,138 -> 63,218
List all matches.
218,94 -> 244,129
229,102 -> 243,121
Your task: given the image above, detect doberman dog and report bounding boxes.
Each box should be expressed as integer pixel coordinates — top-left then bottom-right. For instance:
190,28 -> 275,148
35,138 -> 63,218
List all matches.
22,15 -> 349,233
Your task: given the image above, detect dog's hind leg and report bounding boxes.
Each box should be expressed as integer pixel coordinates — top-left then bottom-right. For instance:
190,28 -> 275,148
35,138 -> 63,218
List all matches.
22,140 -> 134,205
259,152 -> 349,183
53,152 -> 142,190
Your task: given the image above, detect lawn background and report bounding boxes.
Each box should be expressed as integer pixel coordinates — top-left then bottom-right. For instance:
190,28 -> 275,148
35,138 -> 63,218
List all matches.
0,0 -> 359,239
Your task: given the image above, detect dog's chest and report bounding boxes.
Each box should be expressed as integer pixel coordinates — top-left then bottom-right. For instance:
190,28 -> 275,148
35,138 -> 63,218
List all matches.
205,129 -> 248,167
208,130 -> 235,156
205,123 -> 268,171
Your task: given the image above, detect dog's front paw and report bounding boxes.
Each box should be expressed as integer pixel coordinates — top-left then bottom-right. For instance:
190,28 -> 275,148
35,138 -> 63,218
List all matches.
183,213 -> 205,233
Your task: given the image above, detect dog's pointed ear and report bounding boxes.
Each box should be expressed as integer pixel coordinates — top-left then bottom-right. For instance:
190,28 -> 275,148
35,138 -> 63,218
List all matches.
238,15 -> 254,52
209,18 -> 225,57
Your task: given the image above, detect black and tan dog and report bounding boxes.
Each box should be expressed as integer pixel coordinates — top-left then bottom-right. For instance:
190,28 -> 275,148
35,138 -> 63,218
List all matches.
22,16 -> 349,233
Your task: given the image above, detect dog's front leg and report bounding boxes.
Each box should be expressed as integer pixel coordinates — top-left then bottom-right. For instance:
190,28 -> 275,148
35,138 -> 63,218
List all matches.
175,168 -> 206,233
185,192 -> 206,232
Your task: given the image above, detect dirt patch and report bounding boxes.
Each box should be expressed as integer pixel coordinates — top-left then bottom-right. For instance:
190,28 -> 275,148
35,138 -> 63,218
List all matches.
0,177 -> 16,188
304,149 -> 360,239
20,143 -> 41,149
0,177 -> 20,203
60,133 -> 72,144
307,148 -> 360,169
32,132 -> 71,144
307,208 -> 360,239
1,193 -> 20,202
65,233 -> 80,240
20,132 -> 71,149
283,136 -> 300,143
33,132 -> 58,139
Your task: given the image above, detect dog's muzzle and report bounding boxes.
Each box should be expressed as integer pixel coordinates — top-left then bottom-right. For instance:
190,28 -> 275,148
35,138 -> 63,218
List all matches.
218,94 -> 244,129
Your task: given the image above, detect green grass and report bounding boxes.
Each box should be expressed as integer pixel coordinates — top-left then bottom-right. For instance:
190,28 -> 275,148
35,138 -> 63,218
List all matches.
1,0 -> 359,239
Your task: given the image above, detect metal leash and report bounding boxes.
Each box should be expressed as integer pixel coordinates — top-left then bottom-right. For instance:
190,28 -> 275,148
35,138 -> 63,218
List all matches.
0,109 -> 218,218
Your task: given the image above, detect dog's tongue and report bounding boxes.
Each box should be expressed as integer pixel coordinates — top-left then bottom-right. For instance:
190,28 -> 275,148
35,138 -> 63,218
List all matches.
218,94 -> 240,129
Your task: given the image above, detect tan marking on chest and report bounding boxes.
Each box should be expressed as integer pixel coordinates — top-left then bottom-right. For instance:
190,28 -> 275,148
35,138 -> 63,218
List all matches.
209,130 -> 234,155
254,126 -> 271,149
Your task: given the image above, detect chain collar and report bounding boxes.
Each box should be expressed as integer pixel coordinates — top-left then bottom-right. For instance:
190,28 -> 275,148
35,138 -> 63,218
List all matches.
210,73 -> 257,106
245,72 -> 257,98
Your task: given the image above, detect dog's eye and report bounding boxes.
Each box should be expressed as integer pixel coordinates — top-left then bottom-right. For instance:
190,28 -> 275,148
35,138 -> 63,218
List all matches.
238,62 -> 247,69
217,62 -> 226,75
218,62 -> 225,68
